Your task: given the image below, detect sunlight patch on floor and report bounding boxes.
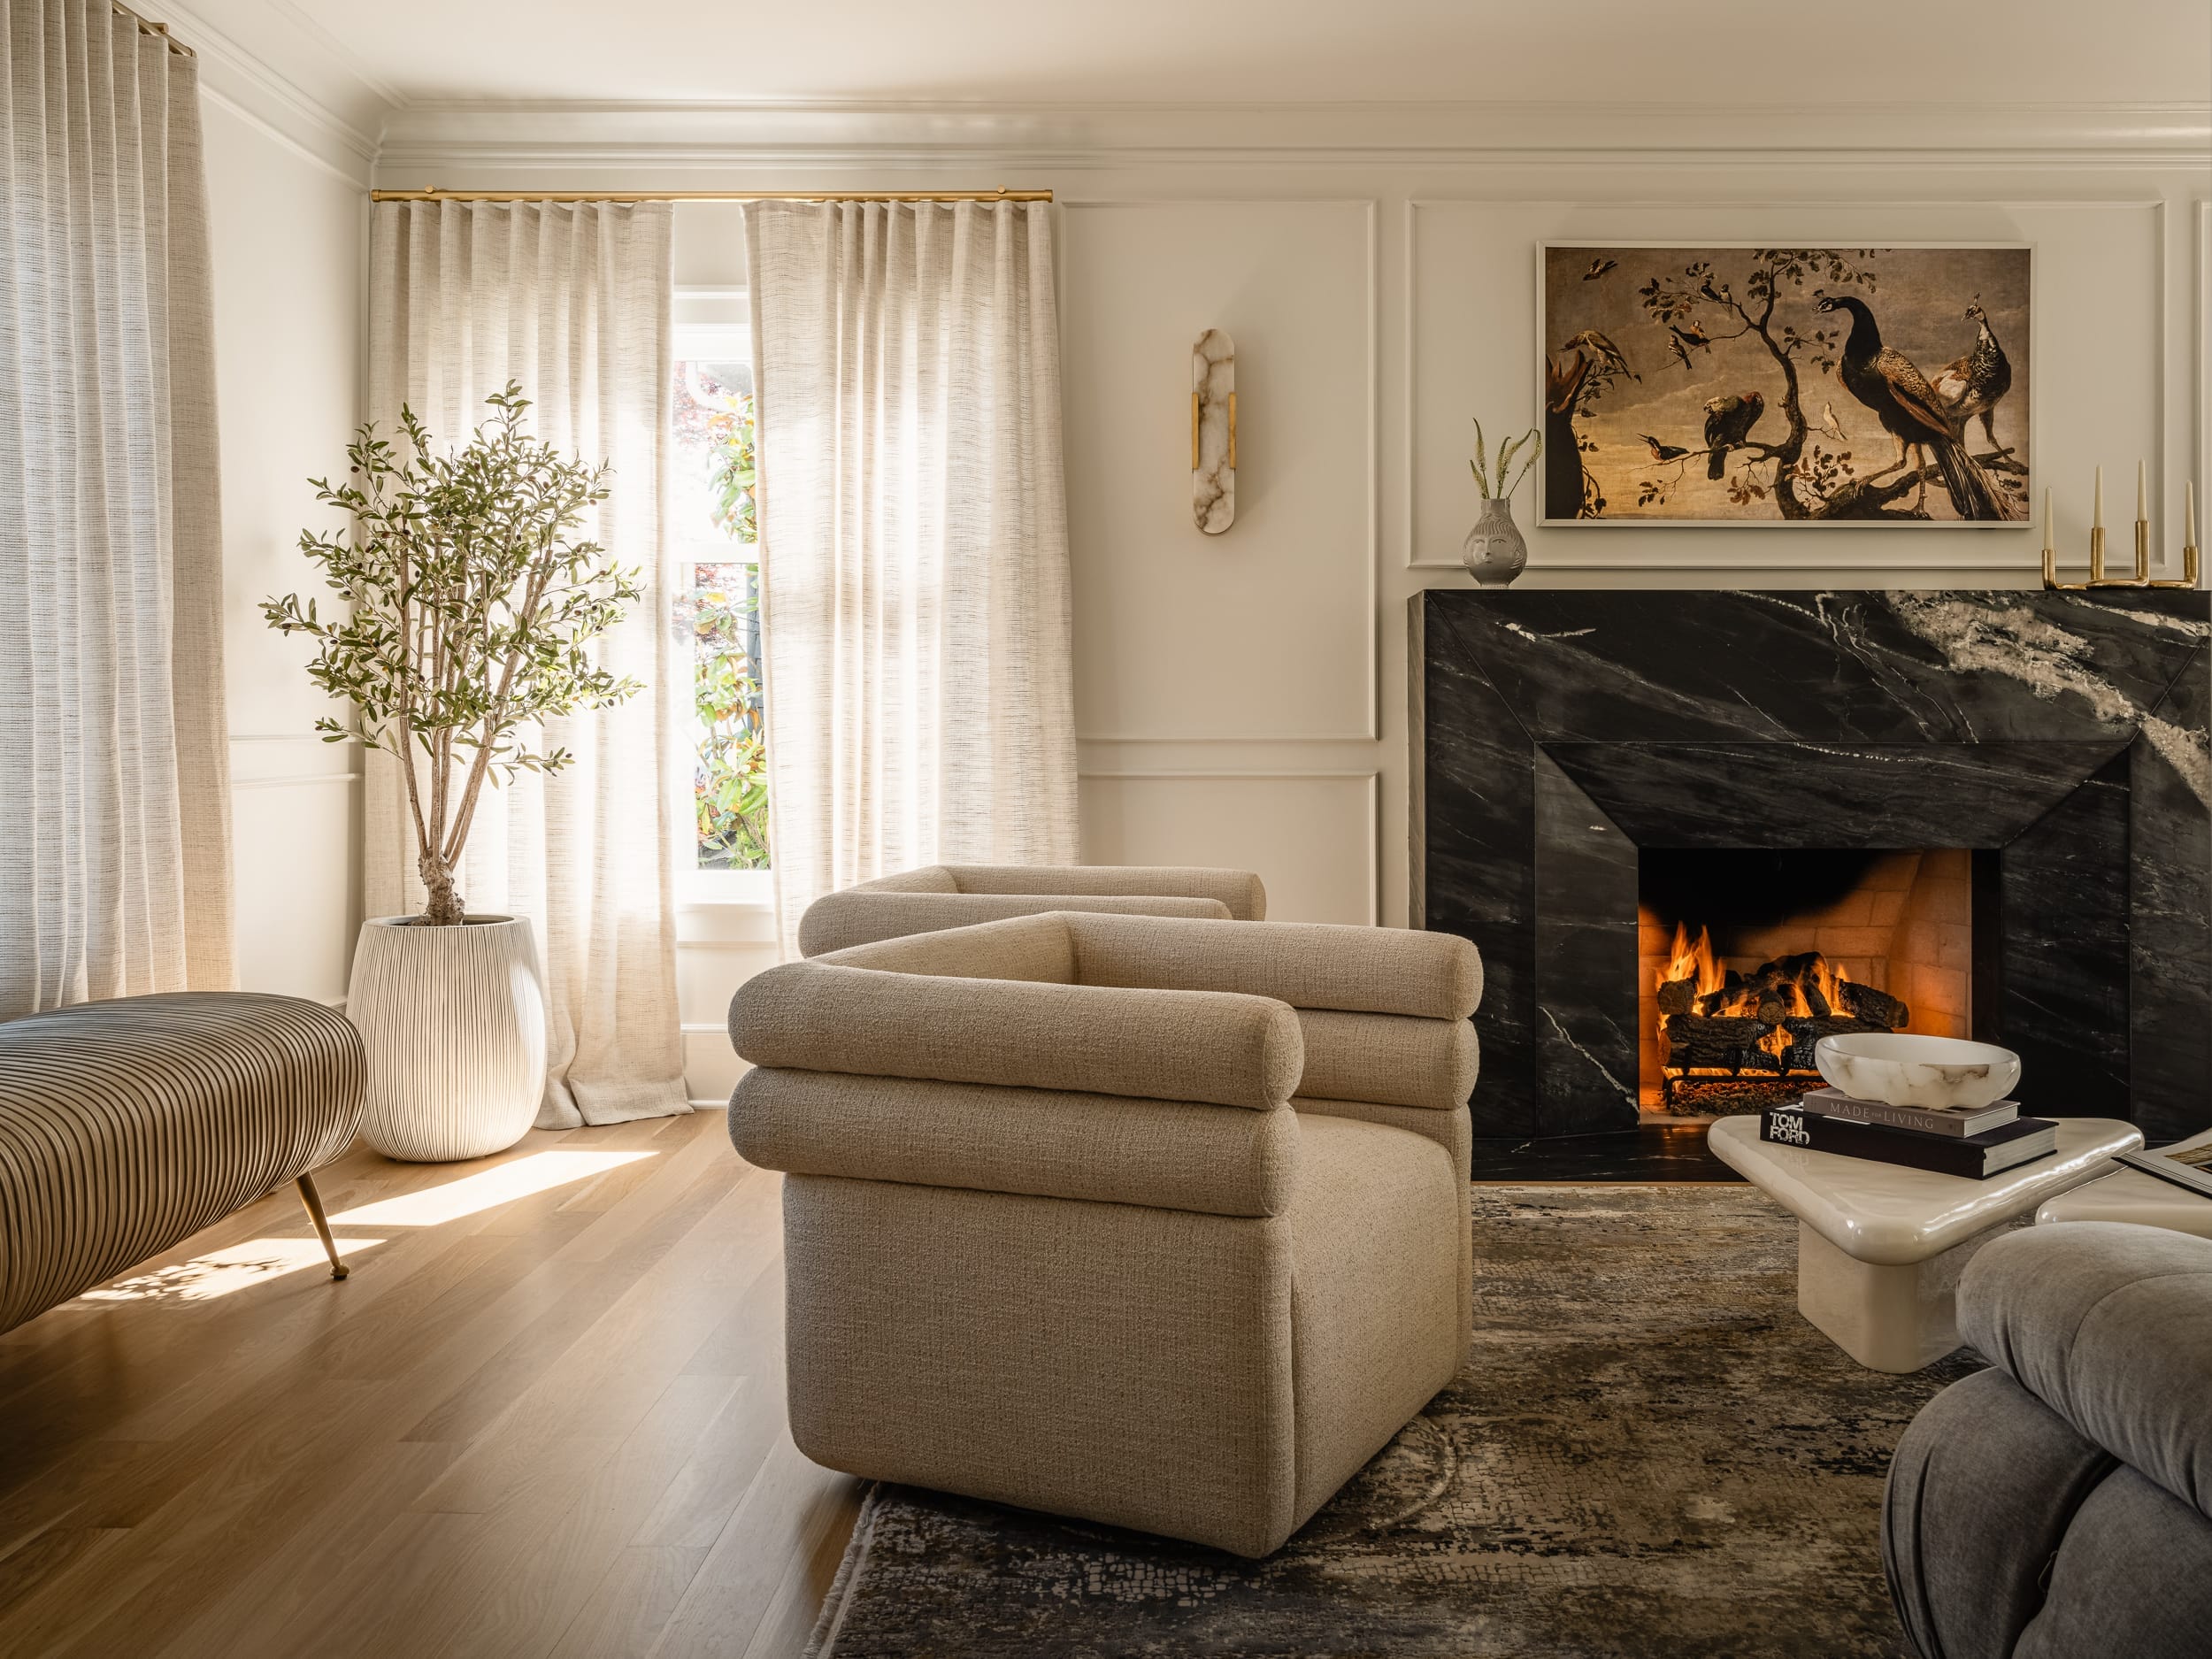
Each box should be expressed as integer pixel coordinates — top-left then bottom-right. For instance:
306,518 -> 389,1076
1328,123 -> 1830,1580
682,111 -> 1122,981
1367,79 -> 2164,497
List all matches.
330,1148 -> 657,1227
76,1237 -> 387,1304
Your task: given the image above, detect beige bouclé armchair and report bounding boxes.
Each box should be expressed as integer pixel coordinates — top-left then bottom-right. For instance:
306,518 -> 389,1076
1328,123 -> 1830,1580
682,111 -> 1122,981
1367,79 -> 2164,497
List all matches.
728,910 -> 1480,1557
794,863 -> 1266,956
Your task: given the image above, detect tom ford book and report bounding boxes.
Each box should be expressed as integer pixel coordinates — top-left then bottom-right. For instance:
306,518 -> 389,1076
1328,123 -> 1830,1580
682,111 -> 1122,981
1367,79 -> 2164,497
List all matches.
1760,1107 -> 2057,1179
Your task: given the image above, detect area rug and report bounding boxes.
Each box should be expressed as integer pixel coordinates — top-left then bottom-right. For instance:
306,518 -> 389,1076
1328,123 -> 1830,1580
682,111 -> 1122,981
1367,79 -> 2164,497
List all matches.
806,1186 -> 1984,1659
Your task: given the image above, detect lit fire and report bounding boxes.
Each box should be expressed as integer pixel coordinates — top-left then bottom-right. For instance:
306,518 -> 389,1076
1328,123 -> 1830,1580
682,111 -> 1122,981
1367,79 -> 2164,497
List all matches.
1662,922 -> 1728,1000
1656,922 -> 1850,1062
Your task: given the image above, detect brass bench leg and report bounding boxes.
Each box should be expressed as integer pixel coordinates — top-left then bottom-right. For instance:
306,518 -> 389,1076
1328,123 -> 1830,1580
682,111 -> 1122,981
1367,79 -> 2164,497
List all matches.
296,1172 -> 349,1280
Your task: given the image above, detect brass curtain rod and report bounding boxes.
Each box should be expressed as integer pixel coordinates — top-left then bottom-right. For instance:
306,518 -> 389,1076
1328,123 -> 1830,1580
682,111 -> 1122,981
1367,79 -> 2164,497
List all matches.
114,2 -> 194,56
370,188 -> 1052,204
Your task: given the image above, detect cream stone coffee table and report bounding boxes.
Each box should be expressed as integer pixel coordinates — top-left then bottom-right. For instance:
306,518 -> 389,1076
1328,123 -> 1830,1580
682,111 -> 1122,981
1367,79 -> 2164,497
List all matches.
2035,1127 -> 2212,1240
1709,1116 -> 2143,1373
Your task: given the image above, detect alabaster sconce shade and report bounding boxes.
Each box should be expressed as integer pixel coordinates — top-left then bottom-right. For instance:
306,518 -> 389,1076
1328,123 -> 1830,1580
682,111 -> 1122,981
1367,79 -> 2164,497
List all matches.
1193,328 -> 1235,534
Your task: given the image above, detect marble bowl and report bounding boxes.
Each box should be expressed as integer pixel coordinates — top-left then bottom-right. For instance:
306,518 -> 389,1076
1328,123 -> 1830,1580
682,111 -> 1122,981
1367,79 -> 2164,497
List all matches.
1813,1033 -> 2022,1111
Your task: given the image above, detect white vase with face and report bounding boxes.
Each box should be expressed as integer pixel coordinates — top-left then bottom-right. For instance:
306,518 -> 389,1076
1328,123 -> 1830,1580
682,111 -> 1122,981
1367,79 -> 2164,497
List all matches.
346,915 -> 548,1162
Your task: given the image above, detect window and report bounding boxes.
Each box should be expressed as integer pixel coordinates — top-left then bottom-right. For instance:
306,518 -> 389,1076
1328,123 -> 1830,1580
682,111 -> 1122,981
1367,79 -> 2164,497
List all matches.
672,311 -> 767,897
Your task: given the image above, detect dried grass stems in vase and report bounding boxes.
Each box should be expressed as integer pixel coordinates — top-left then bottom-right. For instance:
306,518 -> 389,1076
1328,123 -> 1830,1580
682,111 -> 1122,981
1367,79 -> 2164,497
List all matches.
1465,418 -> 1542,588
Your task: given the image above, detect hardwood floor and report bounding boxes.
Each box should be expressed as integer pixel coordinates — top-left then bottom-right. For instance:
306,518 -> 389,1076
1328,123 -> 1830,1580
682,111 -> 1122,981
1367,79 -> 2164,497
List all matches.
0,1110 -> 859,1659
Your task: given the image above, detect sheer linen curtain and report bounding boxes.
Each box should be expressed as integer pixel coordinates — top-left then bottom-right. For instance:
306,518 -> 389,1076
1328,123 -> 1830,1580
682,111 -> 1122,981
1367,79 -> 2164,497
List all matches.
365,200 -> 689,1127
745,199 -> 1079,957
0,2 -> 234,1018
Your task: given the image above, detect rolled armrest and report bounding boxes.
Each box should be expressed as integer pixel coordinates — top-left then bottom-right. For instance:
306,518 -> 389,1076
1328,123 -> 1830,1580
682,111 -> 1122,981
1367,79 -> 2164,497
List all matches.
1067,914 -> 1483,1021
799,889 -> 1233,957
729,959 -> 1303,1110
945,864 -> 1266,921
731,1068 -> 1298,1217
1295,1010 -> 1478,1110
1959,1222 -> 2212,1520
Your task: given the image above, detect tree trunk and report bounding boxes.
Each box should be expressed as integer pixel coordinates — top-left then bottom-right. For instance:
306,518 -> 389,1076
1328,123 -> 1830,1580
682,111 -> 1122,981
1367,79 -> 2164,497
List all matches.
1543,352 -> 1594,520
419,852 -> 466,926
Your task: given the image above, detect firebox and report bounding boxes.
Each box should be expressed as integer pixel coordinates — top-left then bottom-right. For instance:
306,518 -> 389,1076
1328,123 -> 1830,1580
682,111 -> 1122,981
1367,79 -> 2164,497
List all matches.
1637,849 -> 1972,1118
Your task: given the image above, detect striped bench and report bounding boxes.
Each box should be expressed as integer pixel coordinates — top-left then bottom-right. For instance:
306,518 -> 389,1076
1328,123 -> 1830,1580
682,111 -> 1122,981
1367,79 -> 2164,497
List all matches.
0,992 -> 364,1333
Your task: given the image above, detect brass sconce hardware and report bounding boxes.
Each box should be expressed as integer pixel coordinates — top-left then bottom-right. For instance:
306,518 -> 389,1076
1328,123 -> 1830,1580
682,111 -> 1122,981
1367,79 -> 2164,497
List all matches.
1192,393 -> 1238,470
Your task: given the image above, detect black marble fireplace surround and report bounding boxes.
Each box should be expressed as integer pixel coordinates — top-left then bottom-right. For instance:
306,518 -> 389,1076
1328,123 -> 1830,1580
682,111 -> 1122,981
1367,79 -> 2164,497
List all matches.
1413,589 -> 2212,1147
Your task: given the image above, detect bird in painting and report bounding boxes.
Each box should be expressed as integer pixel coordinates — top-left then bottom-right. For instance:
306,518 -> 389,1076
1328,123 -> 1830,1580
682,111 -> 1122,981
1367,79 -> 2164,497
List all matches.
1561,329 -> 1638,381
1816,294 -> 2010,518
1583,257 -> 1617,280
1640,434 -> 1692,462
1663,323 -> 1712,375
1929,296 -> 2013,453
1702,391 -> 1765,480
1819,401 -> 1850,442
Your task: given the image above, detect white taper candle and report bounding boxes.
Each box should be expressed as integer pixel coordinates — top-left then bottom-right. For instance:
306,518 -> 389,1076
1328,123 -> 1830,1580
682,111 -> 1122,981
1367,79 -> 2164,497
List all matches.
2189,480 -> 2199,548
2094,467 -> 2104,528
2043,487 -> 2055,551
2138,459 -> 2147,522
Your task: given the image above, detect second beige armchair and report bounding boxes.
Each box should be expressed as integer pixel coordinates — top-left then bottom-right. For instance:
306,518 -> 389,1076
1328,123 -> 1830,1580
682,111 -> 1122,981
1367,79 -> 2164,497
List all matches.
728,910 -> 1480,1557
794,863 -> 1266,956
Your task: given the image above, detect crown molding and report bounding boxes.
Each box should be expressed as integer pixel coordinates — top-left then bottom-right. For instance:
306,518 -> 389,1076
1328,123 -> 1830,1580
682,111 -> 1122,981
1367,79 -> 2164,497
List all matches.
158,1 -> 388,180
374,98 -> 2212,177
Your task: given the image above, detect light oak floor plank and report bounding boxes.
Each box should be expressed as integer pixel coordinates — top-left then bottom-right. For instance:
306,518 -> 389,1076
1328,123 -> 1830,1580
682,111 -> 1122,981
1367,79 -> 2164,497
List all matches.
0,1111 -> 856,1659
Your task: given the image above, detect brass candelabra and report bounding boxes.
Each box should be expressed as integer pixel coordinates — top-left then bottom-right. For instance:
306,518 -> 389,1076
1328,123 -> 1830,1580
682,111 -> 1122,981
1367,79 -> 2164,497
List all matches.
2041,470 -> 2200,591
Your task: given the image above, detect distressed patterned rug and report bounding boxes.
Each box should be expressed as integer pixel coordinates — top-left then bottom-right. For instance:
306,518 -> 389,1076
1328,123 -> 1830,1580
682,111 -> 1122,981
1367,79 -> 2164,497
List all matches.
807,1186 -> 1982,1659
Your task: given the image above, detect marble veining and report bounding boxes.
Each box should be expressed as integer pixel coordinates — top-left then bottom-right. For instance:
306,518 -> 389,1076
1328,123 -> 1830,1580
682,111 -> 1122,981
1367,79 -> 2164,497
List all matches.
1414,589 -> 2212,1148
1192,328 -> 1233,534
1888,592 -> 2212,806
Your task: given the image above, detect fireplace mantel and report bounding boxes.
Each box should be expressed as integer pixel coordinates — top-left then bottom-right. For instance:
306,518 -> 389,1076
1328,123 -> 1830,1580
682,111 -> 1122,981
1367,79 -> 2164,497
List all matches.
1411,589 -> 2211,1144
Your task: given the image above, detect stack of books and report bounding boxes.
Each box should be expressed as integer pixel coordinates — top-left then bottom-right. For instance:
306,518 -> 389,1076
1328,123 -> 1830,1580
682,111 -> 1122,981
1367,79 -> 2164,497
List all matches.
1760,1087 -> 2058,1179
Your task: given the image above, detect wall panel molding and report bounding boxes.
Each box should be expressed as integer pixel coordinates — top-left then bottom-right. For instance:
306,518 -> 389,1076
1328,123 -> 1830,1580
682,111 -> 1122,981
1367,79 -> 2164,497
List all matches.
231,772 -> 361,791
1079,768 -> 1380,926
1065,198 -> 1379,744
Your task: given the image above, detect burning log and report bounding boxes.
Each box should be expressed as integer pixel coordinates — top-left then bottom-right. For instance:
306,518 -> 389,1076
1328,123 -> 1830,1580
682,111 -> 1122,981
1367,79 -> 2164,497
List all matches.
1760,952 -> 1832,1018
1661,1015 -> 1787,1075
1694,971 -> 1746,1017
1836,980 -> 1909,1031
1774,1015 -> 1888,1075
1656,978 -> 1697,1017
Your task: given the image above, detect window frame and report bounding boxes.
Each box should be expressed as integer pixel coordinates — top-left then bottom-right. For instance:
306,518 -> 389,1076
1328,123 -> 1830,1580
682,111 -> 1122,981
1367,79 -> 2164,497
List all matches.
672,307 -> 771,910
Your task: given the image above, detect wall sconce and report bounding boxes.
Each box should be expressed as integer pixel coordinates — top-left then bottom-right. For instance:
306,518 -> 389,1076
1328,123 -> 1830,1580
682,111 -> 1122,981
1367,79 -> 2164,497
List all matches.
1192,328 -> 1234,534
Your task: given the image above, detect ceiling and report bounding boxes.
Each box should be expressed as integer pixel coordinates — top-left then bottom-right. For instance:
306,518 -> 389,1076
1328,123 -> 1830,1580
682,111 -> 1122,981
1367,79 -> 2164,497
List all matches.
171,0 -> 2212,124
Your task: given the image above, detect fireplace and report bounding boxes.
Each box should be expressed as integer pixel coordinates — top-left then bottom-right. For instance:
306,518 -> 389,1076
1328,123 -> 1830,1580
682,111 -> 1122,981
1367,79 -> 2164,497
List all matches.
1637,848 -> 1970,1118
1411,589 -> 2211,1151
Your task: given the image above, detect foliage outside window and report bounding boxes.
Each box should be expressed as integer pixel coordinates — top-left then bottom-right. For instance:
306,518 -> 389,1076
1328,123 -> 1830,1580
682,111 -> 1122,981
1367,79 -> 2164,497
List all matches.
673,359 -> 767,872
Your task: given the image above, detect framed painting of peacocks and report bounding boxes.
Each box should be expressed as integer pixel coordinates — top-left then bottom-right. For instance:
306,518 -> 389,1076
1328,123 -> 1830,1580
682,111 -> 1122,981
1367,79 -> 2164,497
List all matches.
1538,243 -> 2030,526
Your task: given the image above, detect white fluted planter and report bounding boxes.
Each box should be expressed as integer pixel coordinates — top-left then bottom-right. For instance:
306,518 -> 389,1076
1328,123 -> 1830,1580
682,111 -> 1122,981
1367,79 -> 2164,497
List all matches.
347,915 -> 548,1162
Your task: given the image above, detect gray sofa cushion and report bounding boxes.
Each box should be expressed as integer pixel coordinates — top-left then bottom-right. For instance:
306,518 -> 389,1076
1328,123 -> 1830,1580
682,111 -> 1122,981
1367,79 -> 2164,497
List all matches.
2013,1462 -> 2212,1659
1885,1367 -> 2118,1659
1957,1221 -> 2212,1523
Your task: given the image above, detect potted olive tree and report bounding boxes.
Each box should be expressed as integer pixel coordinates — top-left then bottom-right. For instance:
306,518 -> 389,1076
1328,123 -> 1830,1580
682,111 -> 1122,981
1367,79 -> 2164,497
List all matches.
265,384 -> 642,1161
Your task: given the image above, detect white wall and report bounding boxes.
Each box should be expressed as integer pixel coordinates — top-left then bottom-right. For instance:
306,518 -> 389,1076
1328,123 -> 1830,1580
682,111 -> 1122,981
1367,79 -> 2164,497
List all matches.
365,104 -> 2208,1095
202,96 -> 365,1004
